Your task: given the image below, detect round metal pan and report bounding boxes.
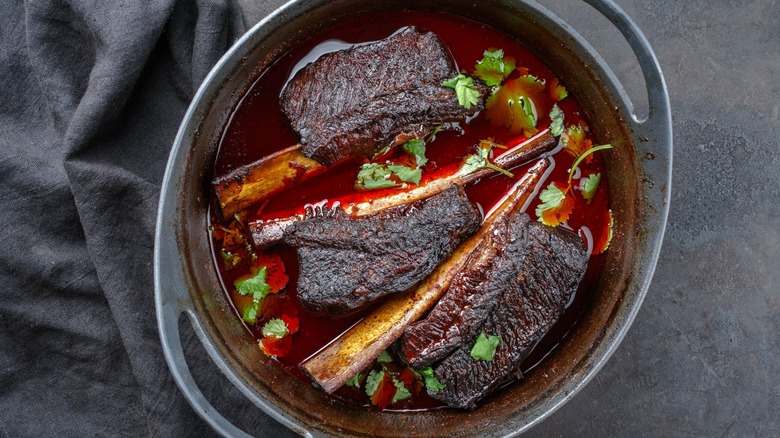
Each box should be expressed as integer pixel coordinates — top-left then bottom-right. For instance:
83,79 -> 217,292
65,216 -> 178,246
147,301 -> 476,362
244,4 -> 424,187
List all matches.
155,0 -> 671,436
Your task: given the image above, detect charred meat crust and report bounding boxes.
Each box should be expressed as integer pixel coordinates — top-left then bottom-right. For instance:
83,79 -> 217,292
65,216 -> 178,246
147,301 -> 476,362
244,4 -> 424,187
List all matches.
425,219 -> 589,409
283,186 -> 481,317
280,27 -> 487,166
401,214 -> 532,368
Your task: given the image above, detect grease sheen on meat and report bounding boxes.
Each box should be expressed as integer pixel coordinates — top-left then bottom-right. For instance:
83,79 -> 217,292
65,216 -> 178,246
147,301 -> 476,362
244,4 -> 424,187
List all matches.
281,27 -> 486,166
413,217 -> 588,409
283,186 -> 481,317
401,214 -> 532,368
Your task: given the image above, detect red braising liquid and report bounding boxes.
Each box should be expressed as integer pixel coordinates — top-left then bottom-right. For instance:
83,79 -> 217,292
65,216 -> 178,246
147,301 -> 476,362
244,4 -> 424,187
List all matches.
210,11 -> 611,410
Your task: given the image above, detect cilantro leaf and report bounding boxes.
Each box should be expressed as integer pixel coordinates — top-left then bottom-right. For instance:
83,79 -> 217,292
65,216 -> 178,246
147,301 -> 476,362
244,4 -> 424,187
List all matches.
392,377 -> 412,403
568,144 -> 613,183
376,350 -> 393,363
549,77 -> 568,102
358,130 -> 439,191
235,266 -> 270,300
356,162 -> 422,190
364,370 -> 384,397
550,104 -> 564,137
402,138 -> 428,167
470,332 -> 501,361
521,96 -> 536,126
442,74 -> 481,110
346,373 -> 362,389
261,318 -> 288,338
417,366 -> 446,392
235,267 -> 271,324
535,182 -> 574,227
458,152 -> 485,176
387,164 -> 422,185
219,249 -> 244,271
536,145 -> 610,228
474,48 -> 516,87
457,143 -> 514,178
562,123 -> 592,162
539,182 -> 568,208
356,163 -> 398,189
581,173 -> 601,202
242,305 -> 259,325
426,126 -> 442,142
485,75 -> 545,137
367,370 -> 397,408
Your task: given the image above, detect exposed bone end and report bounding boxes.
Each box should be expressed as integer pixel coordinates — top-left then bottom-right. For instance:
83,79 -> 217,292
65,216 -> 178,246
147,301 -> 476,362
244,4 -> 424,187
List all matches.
213,145 -> 324,218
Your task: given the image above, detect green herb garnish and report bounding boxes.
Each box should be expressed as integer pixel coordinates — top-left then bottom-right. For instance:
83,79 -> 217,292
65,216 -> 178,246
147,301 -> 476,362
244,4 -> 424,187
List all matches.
485,74 -> 544,137
474,48 -> 516,87
376,350 -> 393,363
535,145 -> 612,227
457,143 -> 514,178
442,74 -> 481,110
236,266 -> 270,298
242,306 -> 259,326
550,103 -> 565,137
387,164 -> 422,185
402,138 -> 428,167
357,127 -> 441,191
355,162 -> 421,190
364,369 -> 384,397
470,332 -> 501,361
235,266 -> 271,324
346,373 -> 362,389
417,366 -> 446,392
581,173 -> 602,203
261,318 -> 288,338
392,377 -> 412,403
549,77 -> 568,102
355,163 -> 397,189
220,249 -> 241,267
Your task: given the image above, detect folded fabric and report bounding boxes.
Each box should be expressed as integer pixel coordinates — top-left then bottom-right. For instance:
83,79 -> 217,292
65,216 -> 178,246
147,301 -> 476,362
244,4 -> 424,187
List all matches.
0,0 -> 292,435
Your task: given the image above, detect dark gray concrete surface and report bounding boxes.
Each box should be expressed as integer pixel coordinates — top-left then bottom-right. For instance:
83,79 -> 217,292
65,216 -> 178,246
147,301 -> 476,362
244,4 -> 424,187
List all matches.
225,1 -> 780,436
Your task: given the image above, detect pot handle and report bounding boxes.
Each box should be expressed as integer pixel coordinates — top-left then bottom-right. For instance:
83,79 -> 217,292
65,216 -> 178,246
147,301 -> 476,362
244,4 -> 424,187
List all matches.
156,278 -> 256,438
584,0 -> 671,134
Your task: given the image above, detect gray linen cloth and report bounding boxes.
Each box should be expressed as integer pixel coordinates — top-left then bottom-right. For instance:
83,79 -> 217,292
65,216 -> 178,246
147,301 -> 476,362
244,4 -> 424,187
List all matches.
0,1 -> 295,436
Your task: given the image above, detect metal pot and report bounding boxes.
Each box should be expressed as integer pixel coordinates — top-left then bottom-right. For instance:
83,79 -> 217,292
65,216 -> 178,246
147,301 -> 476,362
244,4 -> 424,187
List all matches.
155,0 -> 671,436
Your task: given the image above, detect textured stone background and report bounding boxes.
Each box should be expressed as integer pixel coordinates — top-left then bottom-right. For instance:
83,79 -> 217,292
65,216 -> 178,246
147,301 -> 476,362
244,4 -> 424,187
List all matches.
230,1 -> 780,436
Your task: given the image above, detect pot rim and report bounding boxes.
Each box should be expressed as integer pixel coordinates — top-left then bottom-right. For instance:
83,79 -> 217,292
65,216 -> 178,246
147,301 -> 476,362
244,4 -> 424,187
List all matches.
155,0 -> 671,436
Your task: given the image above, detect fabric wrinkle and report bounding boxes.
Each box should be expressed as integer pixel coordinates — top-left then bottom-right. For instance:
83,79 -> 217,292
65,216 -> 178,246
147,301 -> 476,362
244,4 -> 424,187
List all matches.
0,0 -> 300,436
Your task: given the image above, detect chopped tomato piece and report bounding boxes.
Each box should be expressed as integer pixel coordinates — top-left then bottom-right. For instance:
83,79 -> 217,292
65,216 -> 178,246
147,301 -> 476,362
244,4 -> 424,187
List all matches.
370,372 -> 397,409
259,335 -> 293,357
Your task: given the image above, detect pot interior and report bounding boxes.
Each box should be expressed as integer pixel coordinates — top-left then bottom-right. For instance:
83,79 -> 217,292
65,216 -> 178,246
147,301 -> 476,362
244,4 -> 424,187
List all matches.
175,0 -> 650,436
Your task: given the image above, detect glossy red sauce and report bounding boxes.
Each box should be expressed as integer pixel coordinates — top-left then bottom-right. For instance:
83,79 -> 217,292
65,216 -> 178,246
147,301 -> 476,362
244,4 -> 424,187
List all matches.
210,11 -> 611,410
